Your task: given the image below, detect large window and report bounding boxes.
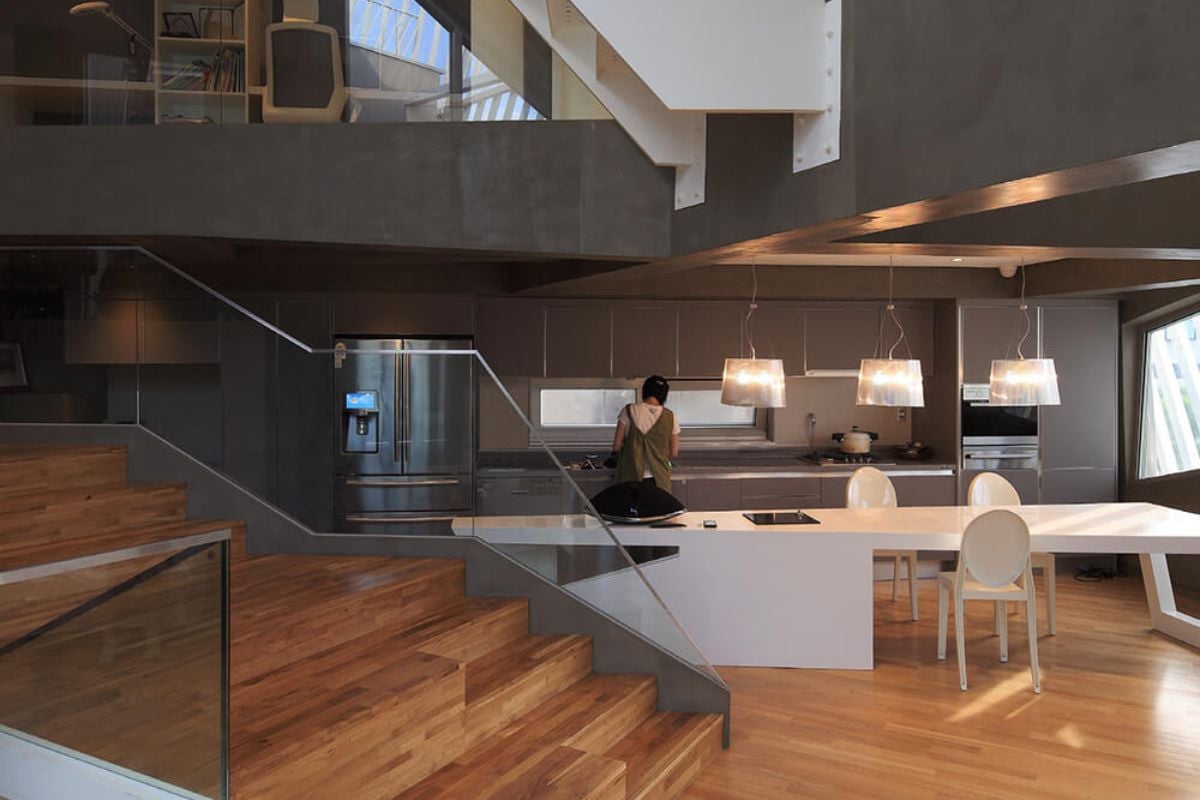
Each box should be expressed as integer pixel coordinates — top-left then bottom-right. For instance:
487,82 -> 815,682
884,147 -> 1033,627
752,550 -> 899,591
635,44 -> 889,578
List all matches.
1139,310 -> 1200,478
531,381 -> 759,445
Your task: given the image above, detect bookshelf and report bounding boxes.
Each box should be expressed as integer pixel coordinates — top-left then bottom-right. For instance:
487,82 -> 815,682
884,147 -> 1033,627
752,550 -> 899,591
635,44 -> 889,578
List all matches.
153,0 -> 269,124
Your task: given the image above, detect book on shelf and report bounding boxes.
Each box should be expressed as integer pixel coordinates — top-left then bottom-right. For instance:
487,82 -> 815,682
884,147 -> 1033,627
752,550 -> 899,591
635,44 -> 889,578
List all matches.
159,49 -> 245,93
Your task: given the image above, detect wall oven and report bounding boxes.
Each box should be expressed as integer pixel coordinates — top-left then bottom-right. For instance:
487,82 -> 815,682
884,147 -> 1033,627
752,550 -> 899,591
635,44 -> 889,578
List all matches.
960,384 -> 1039,470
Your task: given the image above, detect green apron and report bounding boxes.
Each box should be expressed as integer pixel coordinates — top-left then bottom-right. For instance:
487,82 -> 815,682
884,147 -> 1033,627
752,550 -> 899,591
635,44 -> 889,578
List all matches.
615,405 -> 674,492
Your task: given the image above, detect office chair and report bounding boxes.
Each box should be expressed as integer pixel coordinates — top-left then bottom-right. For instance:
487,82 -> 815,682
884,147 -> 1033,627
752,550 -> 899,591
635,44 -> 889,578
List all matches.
264,0 -> 347,123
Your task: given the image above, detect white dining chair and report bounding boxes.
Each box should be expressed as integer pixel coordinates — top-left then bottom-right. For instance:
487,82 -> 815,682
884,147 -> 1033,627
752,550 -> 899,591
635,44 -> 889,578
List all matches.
967,472 -> 1057,635
847,467 -> 918,621
937,508 -> 1041,693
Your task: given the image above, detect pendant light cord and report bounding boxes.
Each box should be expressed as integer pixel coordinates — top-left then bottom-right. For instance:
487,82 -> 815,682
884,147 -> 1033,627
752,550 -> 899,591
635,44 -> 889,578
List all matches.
1004,260 -> 1033,360
1016,262 -> 1032,359
745,259 -> 759,359
882,258 -> 911,359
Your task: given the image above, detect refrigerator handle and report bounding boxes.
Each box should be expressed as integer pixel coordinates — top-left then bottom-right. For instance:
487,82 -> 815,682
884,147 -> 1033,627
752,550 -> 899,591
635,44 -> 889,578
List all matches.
398,349 -> 408,470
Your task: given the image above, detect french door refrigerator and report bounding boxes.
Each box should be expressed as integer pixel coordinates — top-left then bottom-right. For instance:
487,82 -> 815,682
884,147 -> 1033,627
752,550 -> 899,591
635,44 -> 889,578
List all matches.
333,337 -> 474,534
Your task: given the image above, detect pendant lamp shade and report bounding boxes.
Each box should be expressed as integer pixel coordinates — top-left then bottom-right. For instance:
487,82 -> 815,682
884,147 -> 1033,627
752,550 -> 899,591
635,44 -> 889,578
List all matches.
989,358 -> 1061,406
721,358 -> 786,407
856,358 -> 925,407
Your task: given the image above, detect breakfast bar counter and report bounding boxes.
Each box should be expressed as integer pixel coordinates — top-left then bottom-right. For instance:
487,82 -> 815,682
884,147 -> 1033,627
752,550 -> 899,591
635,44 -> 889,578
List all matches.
456,504 -> 1200,668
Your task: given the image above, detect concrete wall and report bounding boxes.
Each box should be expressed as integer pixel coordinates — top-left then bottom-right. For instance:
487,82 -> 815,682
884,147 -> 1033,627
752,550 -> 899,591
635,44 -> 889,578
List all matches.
3,2 -> 1199,261
0,121 -> 673,261
674,0 -> 1200,256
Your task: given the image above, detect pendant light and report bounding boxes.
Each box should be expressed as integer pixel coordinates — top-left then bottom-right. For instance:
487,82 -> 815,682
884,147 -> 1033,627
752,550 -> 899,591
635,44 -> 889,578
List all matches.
721,260 -> 786,407
856,258 -> 925,407
988,262 -> 1061,405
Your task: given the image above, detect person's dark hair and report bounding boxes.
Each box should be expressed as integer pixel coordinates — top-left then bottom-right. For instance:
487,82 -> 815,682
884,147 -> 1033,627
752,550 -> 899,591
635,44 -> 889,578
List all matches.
642,375 -> 669,404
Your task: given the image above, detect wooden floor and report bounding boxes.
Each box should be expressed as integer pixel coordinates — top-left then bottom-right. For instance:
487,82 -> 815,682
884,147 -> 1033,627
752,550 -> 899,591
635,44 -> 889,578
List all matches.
683,575 -> 1200,800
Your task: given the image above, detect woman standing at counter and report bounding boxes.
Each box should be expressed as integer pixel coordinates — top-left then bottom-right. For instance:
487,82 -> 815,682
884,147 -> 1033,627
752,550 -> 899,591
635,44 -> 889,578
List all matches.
611,375 -> 681,491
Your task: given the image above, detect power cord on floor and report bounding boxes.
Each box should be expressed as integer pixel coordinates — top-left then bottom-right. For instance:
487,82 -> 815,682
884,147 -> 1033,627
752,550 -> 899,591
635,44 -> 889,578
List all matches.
1073,565 -> 1125,582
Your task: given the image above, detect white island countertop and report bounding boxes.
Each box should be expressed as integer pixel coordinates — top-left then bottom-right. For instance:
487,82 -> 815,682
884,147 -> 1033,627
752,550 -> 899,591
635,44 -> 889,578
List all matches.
457,503 -> 1200,669
458,503 -> 1200,555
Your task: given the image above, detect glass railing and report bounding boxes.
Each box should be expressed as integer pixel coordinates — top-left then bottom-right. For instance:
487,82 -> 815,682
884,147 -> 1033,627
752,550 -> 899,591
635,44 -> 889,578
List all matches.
0,529 -> 231,799
0,0 -> 608,126
0,245 -> 722,685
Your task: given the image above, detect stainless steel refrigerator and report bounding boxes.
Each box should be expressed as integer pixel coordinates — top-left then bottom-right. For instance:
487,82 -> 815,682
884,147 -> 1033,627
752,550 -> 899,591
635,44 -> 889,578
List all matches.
333,337 -> 474,534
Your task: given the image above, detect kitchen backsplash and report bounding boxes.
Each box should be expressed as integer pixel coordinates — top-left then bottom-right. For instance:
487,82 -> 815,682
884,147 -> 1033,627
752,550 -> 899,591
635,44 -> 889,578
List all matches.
478,375 -> 913,450
769,377 -> 912,447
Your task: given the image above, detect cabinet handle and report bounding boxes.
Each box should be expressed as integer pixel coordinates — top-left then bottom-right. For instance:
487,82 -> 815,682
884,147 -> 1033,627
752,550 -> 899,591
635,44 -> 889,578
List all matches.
964,453 -> 1034,460
508,489 -> 532,495
345,478 -> 460,487
344,515 -> 454,524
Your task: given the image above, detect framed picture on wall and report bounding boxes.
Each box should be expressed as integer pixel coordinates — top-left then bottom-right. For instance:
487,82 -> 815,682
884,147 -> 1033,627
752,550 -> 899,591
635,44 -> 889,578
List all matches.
199,7 -> 235,39
161,12 -> 200,38
0,343 -> 27,388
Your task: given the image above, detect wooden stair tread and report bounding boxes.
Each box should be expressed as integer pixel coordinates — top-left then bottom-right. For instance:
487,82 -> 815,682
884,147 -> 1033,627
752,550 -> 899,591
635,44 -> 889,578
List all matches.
402,745 -> 626,800
0,445 -> 127,499
0,517 -> 238,570
465,633 -> 594,747
231,554 -> 461,597
606,712 -> 724,800
466,633 -> 593,706
232,597 -> 525,698
400,673 -> 655,799
0,444 -> 123,463
0,481 -> 177,518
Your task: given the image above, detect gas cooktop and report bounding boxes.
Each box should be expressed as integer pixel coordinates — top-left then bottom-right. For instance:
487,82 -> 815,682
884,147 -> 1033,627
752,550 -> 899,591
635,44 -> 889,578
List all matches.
800,450 -> 896,466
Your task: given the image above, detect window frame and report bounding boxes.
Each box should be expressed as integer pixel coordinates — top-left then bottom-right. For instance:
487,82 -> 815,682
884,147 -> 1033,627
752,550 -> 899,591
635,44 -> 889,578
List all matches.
528,378 -> 766,447
1134,301 -> 1200,484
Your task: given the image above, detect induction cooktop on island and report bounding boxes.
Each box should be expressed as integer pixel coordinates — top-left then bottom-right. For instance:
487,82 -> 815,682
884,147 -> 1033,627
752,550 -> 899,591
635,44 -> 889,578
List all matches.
743,511 -> 821,526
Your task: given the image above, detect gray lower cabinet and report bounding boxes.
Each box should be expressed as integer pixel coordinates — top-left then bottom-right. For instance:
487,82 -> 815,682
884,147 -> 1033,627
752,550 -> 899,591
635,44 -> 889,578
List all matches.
740,477 -> 821,509
891,475 -> 957,506
1041,468 -> 1117,504
821,474 -> 956,508
960,469 -> 1039,505
819,476 -> 850,508
679,478 -> 742,511
476,475 -> 565,516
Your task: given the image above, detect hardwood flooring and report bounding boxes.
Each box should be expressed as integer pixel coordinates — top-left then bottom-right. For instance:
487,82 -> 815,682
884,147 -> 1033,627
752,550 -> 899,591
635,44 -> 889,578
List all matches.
682,575 -> 1200,800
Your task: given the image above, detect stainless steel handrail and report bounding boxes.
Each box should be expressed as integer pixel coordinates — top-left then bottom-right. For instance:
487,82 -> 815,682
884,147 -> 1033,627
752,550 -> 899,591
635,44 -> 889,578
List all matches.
0,528 -> 233,586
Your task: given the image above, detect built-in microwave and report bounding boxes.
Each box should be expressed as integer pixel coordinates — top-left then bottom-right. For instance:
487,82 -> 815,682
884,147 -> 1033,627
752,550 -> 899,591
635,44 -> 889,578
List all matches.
960,384 -> 1039,469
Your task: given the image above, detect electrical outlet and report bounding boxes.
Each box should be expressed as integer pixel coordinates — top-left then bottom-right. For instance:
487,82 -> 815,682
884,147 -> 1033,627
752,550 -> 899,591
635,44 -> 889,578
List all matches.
897,408 -> 907,422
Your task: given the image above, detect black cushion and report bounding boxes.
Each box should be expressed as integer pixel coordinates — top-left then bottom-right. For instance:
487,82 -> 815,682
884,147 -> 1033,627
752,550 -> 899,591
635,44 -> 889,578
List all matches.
589,481 -> 686,524
271,28 -> 335,108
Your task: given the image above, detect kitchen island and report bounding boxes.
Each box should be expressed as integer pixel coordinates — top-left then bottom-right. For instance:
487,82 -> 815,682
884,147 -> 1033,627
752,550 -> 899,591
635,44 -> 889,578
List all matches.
457,504 -> 1200,669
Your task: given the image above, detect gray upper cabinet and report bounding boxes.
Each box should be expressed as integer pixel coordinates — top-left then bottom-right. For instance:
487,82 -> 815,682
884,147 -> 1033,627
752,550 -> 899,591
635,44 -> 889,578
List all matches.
961,305 -> 1021,384
750,306 -> 805,376
1040,304 -> 1119,472
545,303 -> 612,377
804,307 -> 881,371
476,299 -> 544,377
890,305 -> 935,375
612,303 -> 677,378
676,303 -> 744,377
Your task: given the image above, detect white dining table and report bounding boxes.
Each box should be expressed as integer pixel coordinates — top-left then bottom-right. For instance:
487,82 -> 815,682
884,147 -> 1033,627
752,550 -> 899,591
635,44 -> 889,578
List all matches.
457,503 -> 1200,669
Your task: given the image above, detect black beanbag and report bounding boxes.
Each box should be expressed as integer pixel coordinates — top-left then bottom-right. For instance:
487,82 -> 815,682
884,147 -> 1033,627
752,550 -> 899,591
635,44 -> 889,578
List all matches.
588,481 -> 686,524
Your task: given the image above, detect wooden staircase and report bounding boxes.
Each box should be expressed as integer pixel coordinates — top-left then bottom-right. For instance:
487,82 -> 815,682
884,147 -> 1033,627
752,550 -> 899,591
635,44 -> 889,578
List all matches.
0,444 -> 724,799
